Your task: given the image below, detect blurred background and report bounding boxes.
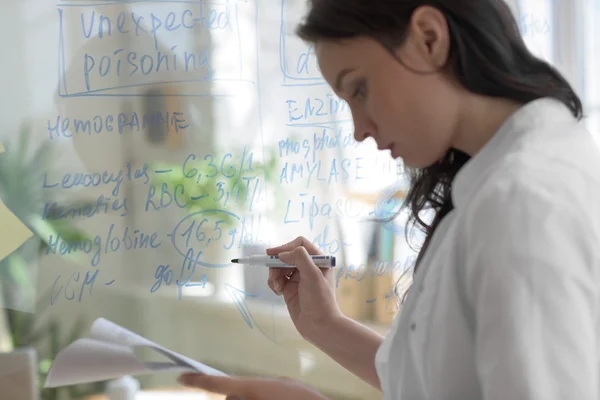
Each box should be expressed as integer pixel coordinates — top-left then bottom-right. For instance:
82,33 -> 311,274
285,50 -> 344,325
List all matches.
0,0 -> 597,399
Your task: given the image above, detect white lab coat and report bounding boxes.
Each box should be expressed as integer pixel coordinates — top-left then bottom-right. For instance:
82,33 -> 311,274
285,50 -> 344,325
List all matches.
375,97 -> 600,400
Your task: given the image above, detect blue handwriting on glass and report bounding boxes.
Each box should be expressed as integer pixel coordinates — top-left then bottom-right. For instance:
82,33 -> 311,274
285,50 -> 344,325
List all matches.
146,149 -> 260,212
43,162 -> 149,197
278,129 -> 358,163
312,224 -> 351,255
335,256 -> 417,289
279,157 -> 364,188
224,284 -> 287,348
284,193 -> 367,231
47,111 -> 189,140
43,194 -> 127,220
518,13 -> 550,36
80,7 -> 232,44
169,211 -> 261,268
151,248 -> 208,300
181,149 -> 254,184
286,93 -> 348,122
76,3 -> 234,91
50,269 -> 114,305
46,224 -> 161,267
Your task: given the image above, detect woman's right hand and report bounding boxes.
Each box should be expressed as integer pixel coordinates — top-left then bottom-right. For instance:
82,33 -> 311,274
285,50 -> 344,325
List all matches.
266,236 -> 343,341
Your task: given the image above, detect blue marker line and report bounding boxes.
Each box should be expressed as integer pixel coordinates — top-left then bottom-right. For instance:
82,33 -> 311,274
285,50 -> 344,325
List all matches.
56,1 -> 225,6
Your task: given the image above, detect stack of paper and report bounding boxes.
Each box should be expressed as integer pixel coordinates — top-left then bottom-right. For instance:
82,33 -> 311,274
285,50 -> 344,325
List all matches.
44,318 -> 227,388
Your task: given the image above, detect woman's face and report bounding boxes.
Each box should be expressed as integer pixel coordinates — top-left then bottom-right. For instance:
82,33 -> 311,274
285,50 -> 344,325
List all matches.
314,10 -> 462,168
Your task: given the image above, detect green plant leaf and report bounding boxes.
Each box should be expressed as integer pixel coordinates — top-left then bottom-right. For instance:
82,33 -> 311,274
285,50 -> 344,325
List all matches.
39,359 -> 53,375
29,140 -> 54,180
4,253 -> 32,288
27,215 -> 61,246
49,320 -> 60,357
27,214 -> 86,263
0,120 -> 106,399
147,147 -> 279,223
15,121 -> 31,164
44,217 -> 89,244
1,254 -> 36,314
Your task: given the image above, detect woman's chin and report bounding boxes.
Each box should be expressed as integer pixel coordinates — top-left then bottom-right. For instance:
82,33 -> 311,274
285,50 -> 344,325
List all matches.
401,151 -> 448,169
402,158 -> 430,169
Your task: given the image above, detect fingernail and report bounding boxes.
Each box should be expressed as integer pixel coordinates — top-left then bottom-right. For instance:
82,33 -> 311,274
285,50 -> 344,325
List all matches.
274,281 -> 282,295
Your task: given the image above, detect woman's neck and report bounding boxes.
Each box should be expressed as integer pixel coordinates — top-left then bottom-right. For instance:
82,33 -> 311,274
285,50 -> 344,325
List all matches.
451,94 -> 524,157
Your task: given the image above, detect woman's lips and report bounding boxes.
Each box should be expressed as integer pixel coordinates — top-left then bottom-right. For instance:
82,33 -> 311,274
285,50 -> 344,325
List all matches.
387,143 -> 397,157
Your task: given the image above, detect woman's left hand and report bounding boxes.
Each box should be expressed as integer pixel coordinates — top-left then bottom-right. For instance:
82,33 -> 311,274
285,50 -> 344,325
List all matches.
177,373 -> 330,400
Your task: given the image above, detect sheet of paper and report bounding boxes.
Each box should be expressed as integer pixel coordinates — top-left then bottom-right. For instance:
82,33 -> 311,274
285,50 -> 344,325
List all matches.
89,318 -> 228,376
0,198 -> 33,264
89,318 -> 157,347
0,142 -> 33,264
44,318 -> 227,388
137,393 -> 209,399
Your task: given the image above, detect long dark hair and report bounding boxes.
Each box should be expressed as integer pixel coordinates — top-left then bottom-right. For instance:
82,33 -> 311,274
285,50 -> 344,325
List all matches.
297,0 -> 583,284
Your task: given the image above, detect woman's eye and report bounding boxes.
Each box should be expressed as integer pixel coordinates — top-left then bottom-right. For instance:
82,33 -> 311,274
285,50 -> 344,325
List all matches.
352,81 -> 367,100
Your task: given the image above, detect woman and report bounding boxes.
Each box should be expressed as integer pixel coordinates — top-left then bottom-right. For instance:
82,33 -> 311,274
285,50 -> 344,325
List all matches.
178,0 -> 600,399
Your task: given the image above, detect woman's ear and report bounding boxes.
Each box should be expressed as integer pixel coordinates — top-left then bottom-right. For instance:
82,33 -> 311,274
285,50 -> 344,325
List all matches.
405,5 -> 451,70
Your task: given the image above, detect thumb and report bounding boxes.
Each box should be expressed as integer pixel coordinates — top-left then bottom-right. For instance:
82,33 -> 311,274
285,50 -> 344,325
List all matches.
178,374 -> 248,396
278,246 -> 322,281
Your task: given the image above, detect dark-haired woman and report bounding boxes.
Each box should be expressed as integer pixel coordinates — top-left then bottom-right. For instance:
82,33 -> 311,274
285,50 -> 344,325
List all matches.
179,1 -> 600,399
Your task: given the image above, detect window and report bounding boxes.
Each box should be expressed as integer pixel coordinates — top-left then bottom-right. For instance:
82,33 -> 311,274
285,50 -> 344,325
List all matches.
517,0 -> 554,62
583,0 -> 600,143
517,0 -> 599,143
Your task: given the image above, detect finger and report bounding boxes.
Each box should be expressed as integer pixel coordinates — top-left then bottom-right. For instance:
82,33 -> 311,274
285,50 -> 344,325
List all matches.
278,246 -> 322,281
177,374 -> 247,396
269,267 -> 285,283
287,268 -> 301,283
266,236 -> 323,256
268,267 -> 287,295
270,267 -> 299,296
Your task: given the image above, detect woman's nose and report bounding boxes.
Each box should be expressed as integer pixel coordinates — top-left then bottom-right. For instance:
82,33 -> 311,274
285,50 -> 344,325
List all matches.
353,119 -> 374,142
354,129 -> 370,142
351,110 -> 376,142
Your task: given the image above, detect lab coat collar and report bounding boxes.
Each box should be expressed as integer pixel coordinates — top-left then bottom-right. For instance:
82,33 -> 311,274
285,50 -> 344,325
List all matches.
450,97 -> 575,209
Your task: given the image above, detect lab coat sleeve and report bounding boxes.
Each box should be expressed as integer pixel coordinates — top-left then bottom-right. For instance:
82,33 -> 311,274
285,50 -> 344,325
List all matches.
463,177 -> 599,400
